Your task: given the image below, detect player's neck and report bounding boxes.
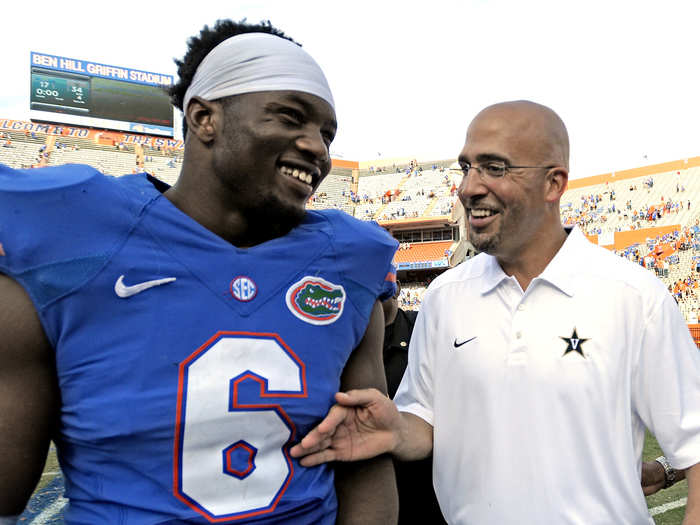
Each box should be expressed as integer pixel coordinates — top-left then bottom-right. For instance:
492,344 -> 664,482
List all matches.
163,181 -> 295,249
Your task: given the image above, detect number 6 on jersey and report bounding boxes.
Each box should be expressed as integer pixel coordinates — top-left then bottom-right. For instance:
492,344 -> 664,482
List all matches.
174,332 -> 307,522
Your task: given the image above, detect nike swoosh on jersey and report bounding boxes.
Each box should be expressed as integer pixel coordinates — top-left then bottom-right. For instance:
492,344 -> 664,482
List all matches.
114,274 -> 176,298
453,336 -> 477,348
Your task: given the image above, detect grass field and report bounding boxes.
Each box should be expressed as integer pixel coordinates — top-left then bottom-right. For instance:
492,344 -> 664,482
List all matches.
35,444 -> 60,493
31,432 -> 689,523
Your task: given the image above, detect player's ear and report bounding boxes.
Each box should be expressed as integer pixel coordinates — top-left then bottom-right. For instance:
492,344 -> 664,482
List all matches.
185,97 -> 220,145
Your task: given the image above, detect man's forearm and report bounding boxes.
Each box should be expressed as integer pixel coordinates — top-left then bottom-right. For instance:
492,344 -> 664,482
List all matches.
683,462 -> 700,524
393,412 -> 433,461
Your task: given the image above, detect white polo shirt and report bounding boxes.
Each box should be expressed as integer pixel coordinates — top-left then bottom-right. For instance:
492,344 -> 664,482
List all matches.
394,227 -> 700,524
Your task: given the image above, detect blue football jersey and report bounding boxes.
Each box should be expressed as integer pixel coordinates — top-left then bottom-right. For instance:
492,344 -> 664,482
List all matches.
0,164 -> 397,524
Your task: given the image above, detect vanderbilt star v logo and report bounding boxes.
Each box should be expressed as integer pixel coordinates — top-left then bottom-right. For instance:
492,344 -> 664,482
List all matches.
114,274 -> 176,298
560,328 -> 589,357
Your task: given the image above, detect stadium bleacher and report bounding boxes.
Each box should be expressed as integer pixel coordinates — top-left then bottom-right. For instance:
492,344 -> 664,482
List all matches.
560,167 -> 700,235
306,173 -> 354,214
0,123 -> 184,184
394,240 -> 454,265
399,283 -> 428,310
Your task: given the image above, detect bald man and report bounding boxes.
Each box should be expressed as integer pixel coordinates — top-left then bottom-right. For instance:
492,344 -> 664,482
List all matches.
292,101 -> 700,524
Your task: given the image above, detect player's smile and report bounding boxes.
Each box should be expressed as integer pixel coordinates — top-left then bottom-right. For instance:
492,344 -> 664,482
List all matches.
278,163 -> 320,187
277,160 -> 322,199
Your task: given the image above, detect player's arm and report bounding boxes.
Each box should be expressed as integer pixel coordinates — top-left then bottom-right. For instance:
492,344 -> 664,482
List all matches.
333,300 -> 398,525
0,274 -> 59,516
684,462 -> 700,524
641,459 -> 687,496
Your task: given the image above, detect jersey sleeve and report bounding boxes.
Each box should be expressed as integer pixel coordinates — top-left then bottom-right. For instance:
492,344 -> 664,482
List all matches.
632,292 -> 700,469
325,211 -> 398,319
0,164 -> 151,311
380,262 -> 398,301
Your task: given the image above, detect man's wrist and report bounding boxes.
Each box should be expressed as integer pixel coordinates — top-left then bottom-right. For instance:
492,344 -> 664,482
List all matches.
655,455 -> 678,488
392,412 -> 410,458
393,411 -> 433,461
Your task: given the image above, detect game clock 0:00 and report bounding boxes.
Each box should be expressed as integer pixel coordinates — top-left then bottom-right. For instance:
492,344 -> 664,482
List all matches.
30,67 -> 90,115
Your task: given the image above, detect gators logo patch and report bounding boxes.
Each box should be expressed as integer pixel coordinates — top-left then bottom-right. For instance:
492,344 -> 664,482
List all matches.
286,276 -> 346,326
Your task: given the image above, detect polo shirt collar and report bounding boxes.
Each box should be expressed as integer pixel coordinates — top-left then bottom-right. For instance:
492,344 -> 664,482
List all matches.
479,255 -> 511,294
478,226 -> 583,296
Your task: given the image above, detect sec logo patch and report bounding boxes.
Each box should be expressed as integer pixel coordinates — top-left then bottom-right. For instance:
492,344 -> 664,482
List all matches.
286,276 -> 346,325
230,276 -> 258,302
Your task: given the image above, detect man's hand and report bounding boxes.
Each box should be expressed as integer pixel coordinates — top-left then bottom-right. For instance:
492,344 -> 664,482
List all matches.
641,460 -> 666,496
290,388 -> 401,467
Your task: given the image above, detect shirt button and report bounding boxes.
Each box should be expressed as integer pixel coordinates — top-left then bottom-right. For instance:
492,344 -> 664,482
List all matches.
515,331 -> 522,339
517,304 -> 525,311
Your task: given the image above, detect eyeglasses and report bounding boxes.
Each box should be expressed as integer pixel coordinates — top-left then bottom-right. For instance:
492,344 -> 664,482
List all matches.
450,161 -> 554,180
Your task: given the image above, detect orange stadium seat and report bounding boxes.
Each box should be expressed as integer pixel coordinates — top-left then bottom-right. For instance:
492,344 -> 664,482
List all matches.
393,240 -> 453,264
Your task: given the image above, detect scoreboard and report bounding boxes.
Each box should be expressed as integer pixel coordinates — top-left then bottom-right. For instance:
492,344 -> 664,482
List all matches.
29,52 -> 174,137
31,69 -> 90,111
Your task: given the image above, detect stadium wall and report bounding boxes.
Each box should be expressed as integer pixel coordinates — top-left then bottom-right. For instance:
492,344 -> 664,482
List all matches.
0,118 -> 184,149
331,158 -> 358,169
567,157 -> 700,190
585,224 -> 681,250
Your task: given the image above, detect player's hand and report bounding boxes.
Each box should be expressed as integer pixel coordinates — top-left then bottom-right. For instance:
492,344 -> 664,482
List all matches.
290,388 -> 401,467
641,460 -> 665,496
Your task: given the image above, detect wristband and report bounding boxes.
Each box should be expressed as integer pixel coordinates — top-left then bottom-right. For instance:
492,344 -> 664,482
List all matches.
655,455 -> 677,489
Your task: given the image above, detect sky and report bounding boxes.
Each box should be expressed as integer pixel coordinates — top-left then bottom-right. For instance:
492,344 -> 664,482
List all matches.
3,0 -> 700,179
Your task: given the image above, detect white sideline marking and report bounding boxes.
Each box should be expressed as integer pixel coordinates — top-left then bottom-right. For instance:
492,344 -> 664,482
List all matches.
650,496 -> 687,516
29,496 -> 67,524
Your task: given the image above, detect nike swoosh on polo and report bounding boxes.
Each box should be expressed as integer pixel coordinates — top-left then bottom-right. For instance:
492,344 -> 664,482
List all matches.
114,274 -> 176,298
453,336 -> 477,348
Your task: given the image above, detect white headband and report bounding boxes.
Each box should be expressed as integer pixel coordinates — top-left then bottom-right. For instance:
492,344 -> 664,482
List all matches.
183,32 -> 335,112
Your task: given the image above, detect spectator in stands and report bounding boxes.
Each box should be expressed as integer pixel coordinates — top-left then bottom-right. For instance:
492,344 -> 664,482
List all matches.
381,281 -> 446,524
0,19 -> 397,524
292,100 -> 700,524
